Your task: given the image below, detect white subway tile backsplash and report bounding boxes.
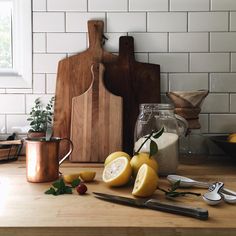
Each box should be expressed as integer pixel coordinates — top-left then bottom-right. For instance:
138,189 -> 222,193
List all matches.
211,0 -> 236,11
6,115 -> 29,134
26,95 -> 54,114
88,0 -> 127,11
148,13 -> 187,32
107,13 -> 146,32
134,53 -> 148,63
0,95 -> 25,114
202,93 -> 229,113
33,13 -> 65,32
46,74 -> 57,94
103,33 -> 127,53
6,89 -> 32,94
33,33 -> 46,53
66,13 -> 106,32
169,73 -> 208,91
149,53 -> 188,72
33,74 -> 46,94
169,33 -> 208,52
230,12 -> 236,31
33,54 -> 66,73
232,53 -> 236,72
161,73 -> 168,92
230,94 -> 236,112
210,73 -> 236,92
170,0 -> 209,11
129,0 -> 168,11
0,115 -> 6,133
199,114 -> 208,133
128,33 -> 168,52
190,53 -> 230,72
33,0 -> 46,11
47,0 -> 87,11
47,33 -> 87,53
210,114 -> 236,133
210,33 -> 236,52
188,12 -> 228,32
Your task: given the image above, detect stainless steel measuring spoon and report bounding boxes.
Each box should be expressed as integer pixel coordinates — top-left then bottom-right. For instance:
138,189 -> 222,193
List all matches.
202,182 -> 224,205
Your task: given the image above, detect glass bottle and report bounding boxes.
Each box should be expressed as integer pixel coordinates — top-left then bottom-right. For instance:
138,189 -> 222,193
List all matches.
134,103 -> 187,176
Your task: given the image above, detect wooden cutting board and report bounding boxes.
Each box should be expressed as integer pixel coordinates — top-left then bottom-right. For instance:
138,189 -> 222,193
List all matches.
53,20 -> 117,157
70,63 -> 122,162
104,36 -> 161,155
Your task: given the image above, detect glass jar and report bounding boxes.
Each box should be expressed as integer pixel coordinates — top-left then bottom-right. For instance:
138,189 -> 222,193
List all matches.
134,103 -> 187,176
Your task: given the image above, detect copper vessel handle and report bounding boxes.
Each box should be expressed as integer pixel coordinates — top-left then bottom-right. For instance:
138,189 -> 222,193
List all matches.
59,138 -> 73,166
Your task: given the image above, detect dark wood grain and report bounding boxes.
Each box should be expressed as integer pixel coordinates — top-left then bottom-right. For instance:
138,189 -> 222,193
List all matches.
104,36 -> 161,155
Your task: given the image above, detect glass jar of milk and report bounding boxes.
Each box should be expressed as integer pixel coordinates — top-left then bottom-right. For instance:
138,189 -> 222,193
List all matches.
134,104 -> 187,176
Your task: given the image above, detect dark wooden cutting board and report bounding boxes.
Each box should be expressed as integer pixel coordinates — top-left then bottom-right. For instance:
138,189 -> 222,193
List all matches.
53,20 -> 117,157
70,63 -> 122,162
104,36 -> 161,155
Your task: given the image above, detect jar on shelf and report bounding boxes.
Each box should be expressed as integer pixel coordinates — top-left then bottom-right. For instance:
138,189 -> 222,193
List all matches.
134,103 -> 188,176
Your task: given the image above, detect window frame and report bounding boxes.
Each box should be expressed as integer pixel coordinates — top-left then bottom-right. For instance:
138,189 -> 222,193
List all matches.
0,0 -> 32,88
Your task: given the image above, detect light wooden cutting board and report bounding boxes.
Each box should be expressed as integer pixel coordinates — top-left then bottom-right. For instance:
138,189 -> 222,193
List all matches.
70,63 -> 123,162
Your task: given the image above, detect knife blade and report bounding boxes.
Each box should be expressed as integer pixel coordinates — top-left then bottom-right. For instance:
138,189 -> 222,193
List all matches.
93,192 -> 208,220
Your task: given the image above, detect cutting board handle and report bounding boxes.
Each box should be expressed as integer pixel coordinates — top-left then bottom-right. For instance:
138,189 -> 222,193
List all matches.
119,36 -> 135,60
88,20 -> 104,50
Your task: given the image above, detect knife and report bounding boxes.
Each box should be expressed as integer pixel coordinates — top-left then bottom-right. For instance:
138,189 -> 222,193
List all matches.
93,192 -> 208,220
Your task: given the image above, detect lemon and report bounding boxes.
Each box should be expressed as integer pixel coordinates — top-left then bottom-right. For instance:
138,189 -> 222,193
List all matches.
63,173 -> 80,184
130,152 -> 158,177
79,171 -> 96,182
104,151 -> 131,166
228,133 -> 236,143
102,156 -> 132,187
132,164 -> 158,197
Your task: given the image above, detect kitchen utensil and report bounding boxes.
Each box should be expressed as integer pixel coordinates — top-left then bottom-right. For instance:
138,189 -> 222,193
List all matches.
202,182 -> 224,205
93,192 -> 208,220
210,135 -> 236,158
70,63 -> 122,162
167,174 -> 236,196
25,137 -> 73,183
104,36 -> 161,155
53,20 -> 117,158
208,184 -> 236,204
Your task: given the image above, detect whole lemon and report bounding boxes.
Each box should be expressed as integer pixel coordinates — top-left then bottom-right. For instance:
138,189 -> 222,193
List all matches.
104,151 -> 131,166
130,152 -> 158,177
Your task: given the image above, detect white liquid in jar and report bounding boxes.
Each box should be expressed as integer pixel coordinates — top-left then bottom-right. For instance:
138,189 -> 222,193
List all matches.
134,132 -> 179,176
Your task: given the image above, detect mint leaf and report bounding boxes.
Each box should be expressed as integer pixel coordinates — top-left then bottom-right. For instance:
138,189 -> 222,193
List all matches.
45,187 -> 56,195
65,186 -> 73,194
170,180 -> 181,192
153,127 -> 164,139
52,180 -> 61,189
149,140 -> 158,157
71,178 -> 81,188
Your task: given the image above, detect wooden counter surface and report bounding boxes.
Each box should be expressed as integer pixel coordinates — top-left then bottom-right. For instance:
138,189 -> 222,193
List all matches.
1,157 -> 236,236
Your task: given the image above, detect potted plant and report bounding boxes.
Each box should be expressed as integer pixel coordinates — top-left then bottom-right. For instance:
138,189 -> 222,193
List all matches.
27,97 -> 55,139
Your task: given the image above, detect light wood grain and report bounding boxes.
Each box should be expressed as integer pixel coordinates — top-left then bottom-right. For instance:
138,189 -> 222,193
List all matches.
53,20 -> 117,158
70,63 -> 122,162
1,158 -> 236,236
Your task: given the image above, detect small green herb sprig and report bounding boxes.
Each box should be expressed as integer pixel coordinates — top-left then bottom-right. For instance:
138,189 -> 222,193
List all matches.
158,180 -> 201,198
27,97 -> 55,132
45,178 -> 81,196
134,127 -> 164,157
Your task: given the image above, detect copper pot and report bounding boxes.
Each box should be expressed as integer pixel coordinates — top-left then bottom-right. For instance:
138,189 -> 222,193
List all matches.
25,137 -> 73,183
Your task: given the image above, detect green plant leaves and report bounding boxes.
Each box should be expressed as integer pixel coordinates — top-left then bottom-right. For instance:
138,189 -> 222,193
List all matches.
153,127 -> 164,139
71,178 -> 81,188
149,140 -> 158,157
45,179 -> 72,196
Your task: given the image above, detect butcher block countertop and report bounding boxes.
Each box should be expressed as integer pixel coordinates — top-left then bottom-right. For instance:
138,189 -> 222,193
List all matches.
1,157 -> 236,236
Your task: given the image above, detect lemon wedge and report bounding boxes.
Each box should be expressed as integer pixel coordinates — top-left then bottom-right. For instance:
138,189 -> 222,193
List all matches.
104,151 -> 131,166
63,173 -> 80,184
228,133 -> 236,143
132,164 -> 158,197
102,156 -> 132,186
79,171 -> 96,182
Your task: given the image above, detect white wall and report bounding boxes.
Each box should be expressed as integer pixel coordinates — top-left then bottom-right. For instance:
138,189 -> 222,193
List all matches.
1,0 -> 236,136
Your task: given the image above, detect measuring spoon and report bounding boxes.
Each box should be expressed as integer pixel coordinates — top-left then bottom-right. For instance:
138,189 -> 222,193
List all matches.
202,182 -> 224,205
167,175 -> 236,197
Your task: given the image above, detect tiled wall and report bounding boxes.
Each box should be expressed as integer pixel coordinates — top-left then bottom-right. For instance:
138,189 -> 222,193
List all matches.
1,0 -> 236,137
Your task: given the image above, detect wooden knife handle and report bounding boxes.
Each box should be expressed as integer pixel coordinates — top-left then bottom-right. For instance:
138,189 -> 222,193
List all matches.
145,199 -> 208,220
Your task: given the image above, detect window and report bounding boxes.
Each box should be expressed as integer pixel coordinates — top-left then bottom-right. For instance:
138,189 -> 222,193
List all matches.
0,0 -> 32,88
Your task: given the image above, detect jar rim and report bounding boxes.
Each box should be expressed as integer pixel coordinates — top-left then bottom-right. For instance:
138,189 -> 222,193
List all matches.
139,103 -> 174,110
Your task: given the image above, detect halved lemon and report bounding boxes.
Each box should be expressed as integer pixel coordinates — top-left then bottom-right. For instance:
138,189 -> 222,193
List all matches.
79,171 -> 96,182
104,151 -> 131,166
63,173 -> 80,184
132,164 -> 158,197
102,156 -> 132,187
